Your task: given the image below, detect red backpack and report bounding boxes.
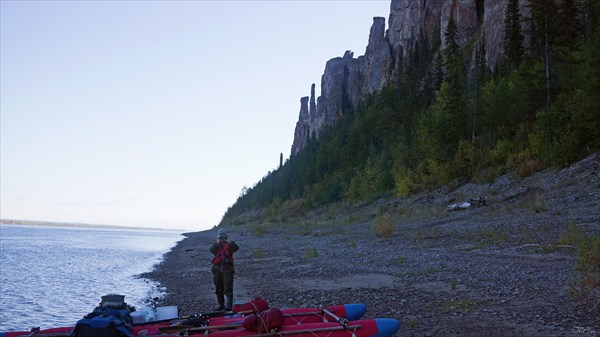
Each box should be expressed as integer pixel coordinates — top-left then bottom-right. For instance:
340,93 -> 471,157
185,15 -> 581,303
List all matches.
212,242 -> 234,266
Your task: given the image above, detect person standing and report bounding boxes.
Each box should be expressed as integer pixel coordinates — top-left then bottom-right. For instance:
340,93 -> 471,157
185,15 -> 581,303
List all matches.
210,228 -> 239,311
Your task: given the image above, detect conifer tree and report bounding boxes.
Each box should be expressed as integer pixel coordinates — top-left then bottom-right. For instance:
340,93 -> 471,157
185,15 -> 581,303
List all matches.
558,0 -> 583,49
433,52 -> 444,92
440,16 -> 468,149
444,17 -> 461,67
527,0 -> 560,115
503,0 -> 524,71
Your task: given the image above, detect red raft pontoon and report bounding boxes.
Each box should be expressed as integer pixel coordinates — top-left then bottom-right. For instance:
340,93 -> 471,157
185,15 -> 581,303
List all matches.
209,303 -> 367,326
175,319 -> 400,337
2,318 -> 399,337
1,302 -> 397,337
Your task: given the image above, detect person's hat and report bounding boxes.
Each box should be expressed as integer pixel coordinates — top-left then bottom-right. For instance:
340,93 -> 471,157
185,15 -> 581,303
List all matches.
217,228 -> 228,239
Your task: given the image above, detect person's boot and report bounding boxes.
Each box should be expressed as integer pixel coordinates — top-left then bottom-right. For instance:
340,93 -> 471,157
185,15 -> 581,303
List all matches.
214,294 -> 225,311
224,295 -> 233,312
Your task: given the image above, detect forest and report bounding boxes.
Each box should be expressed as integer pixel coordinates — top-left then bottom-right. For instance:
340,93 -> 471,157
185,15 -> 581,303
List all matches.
220,0 -> 599,226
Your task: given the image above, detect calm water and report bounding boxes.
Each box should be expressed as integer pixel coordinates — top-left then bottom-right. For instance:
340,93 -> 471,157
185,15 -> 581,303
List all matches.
0,224 -> 183,332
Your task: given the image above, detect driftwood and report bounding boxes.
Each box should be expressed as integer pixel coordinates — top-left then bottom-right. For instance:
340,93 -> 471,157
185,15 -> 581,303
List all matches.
447,196 -> 487,211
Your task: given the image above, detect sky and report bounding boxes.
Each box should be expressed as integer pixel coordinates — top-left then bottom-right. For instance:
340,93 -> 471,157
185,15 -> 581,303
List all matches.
0,0 -> 391,232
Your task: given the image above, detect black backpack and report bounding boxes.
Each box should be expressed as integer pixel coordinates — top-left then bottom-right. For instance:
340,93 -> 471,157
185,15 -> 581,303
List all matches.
70,295 -> 134,337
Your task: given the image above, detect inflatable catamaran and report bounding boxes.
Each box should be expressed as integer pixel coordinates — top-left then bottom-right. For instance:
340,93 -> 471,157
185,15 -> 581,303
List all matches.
2,296 -> 400,337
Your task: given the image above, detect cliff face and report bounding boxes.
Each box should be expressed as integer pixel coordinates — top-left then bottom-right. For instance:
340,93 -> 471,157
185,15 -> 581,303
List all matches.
291,0 -> 514,156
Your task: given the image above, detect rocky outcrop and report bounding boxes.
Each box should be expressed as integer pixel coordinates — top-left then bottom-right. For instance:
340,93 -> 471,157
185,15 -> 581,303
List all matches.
440,1 -> 479,46
291,17 -> 391,156
291,0 -> 519,156
291,96 -> 310,156
363,17 -> 393,95
387,0 -> 444,66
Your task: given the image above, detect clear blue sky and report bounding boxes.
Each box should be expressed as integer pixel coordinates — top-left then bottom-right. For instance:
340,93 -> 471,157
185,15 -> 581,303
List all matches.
1,0 -> 390,231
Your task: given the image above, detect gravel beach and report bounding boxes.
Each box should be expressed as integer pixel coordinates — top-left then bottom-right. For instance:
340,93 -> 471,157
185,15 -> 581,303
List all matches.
141,154 -> 600,337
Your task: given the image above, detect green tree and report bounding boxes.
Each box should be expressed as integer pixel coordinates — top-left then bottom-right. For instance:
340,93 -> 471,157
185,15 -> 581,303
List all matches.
503,0 -> 525,71
527,0 -> 560,116
444,17 -> 461,67
441,16 -> 468,146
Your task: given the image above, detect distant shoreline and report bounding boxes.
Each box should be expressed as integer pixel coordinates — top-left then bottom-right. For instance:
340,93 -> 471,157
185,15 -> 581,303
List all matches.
0,218 -> 184,232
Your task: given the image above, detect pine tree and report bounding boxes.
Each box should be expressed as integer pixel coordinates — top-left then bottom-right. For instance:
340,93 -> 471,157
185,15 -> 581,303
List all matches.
440,16 -> 468,149
433,52 -> 444,92
527,0 -> 560,116
444,17 -> 461,67
503,0 -> 524,71
470,33 -> 487,141
558,0 -> 583,49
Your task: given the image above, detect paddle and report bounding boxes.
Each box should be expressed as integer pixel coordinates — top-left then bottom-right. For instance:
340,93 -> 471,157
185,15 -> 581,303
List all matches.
133,309 -> 255,326
17,332 -> 69,337
190,309 -> 255,319
320,307 -> 350,328
158,323 -> 242,333
159,323 -> 363,335
157,308 -> 356,334
237,324 -> 362,337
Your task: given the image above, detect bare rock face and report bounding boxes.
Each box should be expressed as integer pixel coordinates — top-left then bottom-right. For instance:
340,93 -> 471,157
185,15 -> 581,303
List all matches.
309,83 -> 316,123
440,0 -> 479,47
363,17 -> 392,95
317,51 -> 355,129
290,17 -> 390,156
388,0 -> 444,65
345,55 -> 365,112
291,96 -> 310,156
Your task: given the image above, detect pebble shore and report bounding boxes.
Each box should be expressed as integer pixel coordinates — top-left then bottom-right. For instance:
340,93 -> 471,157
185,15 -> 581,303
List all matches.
142,155 -> 600,336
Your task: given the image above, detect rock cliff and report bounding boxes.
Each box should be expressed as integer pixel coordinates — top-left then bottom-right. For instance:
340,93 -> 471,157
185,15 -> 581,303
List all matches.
291,0 -> 516,156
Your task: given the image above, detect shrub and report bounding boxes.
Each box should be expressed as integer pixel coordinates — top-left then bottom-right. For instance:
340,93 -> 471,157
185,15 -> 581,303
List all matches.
516,157 -> 545,178
372,213 -> 394,237
393,166 -> 415,197
251,248 -> 266,259
251,224 -> 269,237
298,224 -> 312,236
480,229 -> 508,244
559,220 -> 582,246
305,247 -> 318,259
518,190 -> 547,213
571,237 -> 600,305
559,221 -> 600,306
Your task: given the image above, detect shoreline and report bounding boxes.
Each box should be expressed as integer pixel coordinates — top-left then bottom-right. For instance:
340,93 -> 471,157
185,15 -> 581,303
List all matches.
0,220 -> 183,232
144,221 -> 599,337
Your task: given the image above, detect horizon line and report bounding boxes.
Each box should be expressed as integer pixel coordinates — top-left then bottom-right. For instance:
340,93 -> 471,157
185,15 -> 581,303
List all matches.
0,218 -> 189,232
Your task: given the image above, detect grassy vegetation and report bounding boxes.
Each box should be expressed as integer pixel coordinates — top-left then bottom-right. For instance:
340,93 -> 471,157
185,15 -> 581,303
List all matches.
558,221 -> 600,306
407,318 -> 418,330
559,220 -> 582,246
250,247 -> 266,259
297,223 -> 312,236
479,229 -> 509,245
441,299 -> 483,312
250,223 -> 270,237
305,247 -> 318,259
517,190 -> 548,213
573,237 -> 600,306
